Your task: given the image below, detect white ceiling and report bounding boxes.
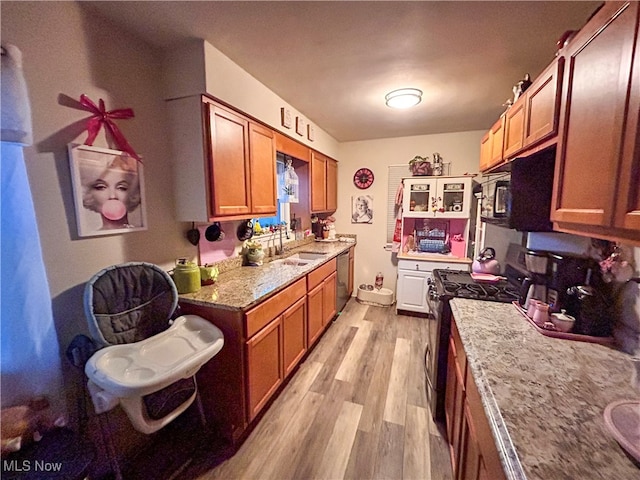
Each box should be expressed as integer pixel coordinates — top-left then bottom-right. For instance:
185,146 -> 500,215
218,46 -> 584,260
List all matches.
85,1 -> 602,143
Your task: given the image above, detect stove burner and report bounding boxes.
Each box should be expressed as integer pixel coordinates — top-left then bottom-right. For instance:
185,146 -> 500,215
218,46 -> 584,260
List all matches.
436,270 -> 519,303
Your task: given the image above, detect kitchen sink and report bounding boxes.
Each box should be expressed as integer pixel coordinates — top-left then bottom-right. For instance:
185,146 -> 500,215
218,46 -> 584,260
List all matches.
290,252 -> 328,260
267,252 -> 327,268
269,258 -> 312,268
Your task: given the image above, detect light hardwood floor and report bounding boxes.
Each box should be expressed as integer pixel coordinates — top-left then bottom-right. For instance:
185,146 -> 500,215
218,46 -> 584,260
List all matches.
189,300 -> 453,480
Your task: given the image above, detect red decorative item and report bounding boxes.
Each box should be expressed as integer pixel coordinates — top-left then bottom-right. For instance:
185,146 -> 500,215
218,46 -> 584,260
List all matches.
79,94 -> 141,162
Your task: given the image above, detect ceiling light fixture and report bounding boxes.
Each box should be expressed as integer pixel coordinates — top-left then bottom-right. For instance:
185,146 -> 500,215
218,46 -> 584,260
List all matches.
385,88 -> 423,109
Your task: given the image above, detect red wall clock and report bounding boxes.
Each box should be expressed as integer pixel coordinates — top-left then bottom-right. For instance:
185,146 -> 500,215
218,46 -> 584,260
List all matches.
353,167 -> 374,189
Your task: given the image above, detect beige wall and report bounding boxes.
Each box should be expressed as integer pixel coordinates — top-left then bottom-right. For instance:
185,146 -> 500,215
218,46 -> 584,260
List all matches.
336,131 -> 485,292
163,40 -> 340,158
1,1 -> 197,413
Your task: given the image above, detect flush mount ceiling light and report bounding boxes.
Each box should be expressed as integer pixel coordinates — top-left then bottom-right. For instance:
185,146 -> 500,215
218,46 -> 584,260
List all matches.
385,88 -> 423,109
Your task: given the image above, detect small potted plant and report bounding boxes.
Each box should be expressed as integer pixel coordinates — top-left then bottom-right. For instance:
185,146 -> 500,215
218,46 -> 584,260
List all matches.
409,155 -> 432,176
242,240 -> 265,266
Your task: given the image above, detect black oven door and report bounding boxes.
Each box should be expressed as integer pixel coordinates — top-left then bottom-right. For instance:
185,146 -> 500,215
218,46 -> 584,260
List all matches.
424,282 -> 441,419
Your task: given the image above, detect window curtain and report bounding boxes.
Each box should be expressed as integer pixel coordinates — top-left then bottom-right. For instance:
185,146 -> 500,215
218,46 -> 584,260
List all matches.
1,44 -> 65,410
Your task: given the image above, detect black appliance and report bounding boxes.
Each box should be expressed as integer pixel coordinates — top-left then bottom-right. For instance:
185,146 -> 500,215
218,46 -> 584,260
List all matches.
480,147 -> 556,232
336,250 -> 350,312
546,252 -> 596,313
425,269 -> 519,422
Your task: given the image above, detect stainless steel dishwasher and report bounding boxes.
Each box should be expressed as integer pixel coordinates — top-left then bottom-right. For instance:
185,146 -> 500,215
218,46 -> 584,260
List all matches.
336,250 -> 350,312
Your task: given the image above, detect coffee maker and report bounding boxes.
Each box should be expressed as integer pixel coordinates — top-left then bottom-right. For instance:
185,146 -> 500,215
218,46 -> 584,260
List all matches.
519,250 -> 550,308
546,252 -> 595,313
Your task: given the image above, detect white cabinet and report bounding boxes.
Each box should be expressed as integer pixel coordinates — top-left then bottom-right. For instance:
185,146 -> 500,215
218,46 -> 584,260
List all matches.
396,260 -> 460,314
397,176 -> 475,314
403,177 -> 474,219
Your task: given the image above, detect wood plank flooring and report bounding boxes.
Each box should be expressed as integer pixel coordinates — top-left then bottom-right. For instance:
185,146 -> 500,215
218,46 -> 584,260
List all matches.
184,300 -> 452,480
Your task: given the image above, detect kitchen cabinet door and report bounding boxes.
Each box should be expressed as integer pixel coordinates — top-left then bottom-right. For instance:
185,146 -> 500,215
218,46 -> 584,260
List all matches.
307,282 -> 324,346
489,116 -> 505,169
615,2 -> 640,233
479,131 -> 492,172
445,339 -> 463,478
207,102 -> 252,217
282,297 -> 307,377
552,1 -> 640,238
310,151 -> 338,213
523,58 -> 563,149
246,316 -> 283,421
458,404 -> 482,480
310,151 -> 327,212
326,158 -> 338,212
396,269 -> 429,314
502,98 -> 525,159
248,122 -> 277,215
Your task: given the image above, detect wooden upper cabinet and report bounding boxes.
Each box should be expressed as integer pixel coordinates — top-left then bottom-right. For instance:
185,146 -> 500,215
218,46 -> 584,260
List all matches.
479,131 -> 492,171
503,58 -> 564,160
282,296 -> 307,377
552,1 -> 640,242
479,117 -> 505,172
311,150 -> 338,213
205,99 -> 277,220
207,102 -> 252,217
480,56 -> 563,172
502,98 -> 526,159
523,58 -> 563,148
311,151 -> 327,212
326,158 -> 338,212
248,122 -> 277,215
489,117 -> 505,167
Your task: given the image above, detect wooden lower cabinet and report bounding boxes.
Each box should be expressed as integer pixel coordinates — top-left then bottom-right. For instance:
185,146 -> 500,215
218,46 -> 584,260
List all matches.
446,316 -> 506,480
307,258 -> 338,346
307,270 -> 337,346
283,297 -> 307,377
307,282 -> 324,346
181,257 -> 341,444
246,316 -> 283,421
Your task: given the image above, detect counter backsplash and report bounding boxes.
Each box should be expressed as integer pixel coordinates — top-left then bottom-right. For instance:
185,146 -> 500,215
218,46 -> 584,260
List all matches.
198,229 -> 355,274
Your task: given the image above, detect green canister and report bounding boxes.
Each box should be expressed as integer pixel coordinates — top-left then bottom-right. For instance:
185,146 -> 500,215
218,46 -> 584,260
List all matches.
173,258 -> 201,294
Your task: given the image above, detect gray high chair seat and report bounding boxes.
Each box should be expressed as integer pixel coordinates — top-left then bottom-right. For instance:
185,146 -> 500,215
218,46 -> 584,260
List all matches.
82,262 -> 224,434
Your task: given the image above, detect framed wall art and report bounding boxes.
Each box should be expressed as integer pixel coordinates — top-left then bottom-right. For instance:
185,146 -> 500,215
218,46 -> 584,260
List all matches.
351,194 -> 373,224
68,144 -> 147,237
296,116 -> 306,136
280,107 -> 292,129
307,123 -> 315,141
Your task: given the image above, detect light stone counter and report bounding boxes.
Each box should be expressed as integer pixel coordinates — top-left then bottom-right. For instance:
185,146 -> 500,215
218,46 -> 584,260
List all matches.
449,298 -> 639,480
178,239 -> 355,311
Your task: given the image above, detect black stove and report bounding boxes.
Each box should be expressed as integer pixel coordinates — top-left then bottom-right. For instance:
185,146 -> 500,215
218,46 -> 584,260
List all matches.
434,269 -> 520,303
424,268 -> 522,424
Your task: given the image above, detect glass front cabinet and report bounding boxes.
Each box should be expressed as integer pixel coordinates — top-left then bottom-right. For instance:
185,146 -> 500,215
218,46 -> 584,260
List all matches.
403,177 -> 474,219
400,176 -> 477,260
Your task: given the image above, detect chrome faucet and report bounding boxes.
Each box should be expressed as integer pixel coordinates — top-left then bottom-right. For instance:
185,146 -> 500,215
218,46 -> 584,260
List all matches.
276,223 -> 284,256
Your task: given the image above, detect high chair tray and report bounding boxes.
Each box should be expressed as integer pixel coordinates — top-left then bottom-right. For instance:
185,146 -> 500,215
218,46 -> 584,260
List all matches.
85,315 -> 223,397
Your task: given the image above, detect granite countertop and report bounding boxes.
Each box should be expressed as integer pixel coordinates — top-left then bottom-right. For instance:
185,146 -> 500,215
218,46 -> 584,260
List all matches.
449,298 -> 639,480
178,239 -> 355,311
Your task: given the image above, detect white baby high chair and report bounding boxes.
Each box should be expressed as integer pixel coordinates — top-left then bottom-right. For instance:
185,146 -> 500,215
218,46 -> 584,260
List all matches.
82,262 -> 224,435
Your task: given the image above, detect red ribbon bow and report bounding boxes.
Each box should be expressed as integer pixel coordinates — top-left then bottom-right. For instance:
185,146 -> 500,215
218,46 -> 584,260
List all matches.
80,94 -> 141,162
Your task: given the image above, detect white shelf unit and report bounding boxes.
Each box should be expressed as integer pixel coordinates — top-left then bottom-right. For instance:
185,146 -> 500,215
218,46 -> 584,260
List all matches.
396,176 -> 477,314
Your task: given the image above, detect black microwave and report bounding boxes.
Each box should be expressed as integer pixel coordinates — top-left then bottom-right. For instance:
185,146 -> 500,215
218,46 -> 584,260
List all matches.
480,148 -> 556,232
